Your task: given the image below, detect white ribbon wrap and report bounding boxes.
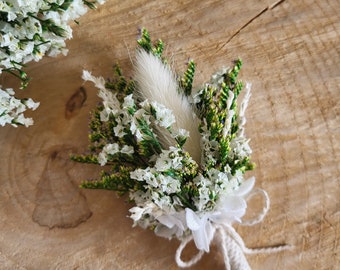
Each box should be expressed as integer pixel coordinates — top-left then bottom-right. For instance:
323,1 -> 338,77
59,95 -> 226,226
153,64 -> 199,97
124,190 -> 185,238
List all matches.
154,177 -> 291,269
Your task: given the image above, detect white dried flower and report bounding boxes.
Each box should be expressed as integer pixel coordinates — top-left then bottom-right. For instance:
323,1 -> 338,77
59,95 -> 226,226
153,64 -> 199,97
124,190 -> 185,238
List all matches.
0,86 -> 39,127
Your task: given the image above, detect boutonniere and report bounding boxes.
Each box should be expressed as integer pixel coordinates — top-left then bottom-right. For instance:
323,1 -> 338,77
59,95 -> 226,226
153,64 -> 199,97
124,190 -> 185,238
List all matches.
74,28 -> 291,269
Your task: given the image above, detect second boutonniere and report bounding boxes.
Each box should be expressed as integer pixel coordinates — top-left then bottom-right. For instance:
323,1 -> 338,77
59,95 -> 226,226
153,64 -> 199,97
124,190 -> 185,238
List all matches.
74,28 -> 291,269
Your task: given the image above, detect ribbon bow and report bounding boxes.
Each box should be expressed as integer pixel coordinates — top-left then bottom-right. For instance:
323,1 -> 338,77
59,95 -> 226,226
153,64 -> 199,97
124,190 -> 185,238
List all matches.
155,177 -> 291,269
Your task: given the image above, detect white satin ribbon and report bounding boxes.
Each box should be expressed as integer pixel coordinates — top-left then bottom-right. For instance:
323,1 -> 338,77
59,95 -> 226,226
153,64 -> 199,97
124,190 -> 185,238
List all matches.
184,177 -> 256,253
155,177 -> 292,269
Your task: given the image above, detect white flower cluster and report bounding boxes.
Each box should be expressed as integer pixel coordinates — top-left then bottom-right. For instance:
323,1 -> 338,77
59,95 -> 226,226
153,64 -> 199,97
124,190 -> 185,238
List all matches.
128,154 -> 245,230
0,0 -> 105,127
97,143 -> 134,166
0,86 -> 39,127
130,147 -> 185,218
0,0 -> 105,71
82,70 -> 186,166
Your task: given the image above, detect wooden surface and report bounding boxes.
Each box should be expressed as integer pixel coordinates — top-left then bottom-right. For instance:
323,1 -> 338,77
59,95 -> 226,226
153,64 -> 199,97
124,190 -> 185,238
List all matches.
0,0 -> 339,269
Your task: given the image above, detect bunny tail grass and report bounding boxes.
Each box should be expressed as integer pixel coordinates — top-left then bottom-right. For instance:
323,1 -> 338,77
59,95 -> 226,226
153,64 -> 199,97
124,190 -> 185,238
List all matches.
134,50 -> 201,162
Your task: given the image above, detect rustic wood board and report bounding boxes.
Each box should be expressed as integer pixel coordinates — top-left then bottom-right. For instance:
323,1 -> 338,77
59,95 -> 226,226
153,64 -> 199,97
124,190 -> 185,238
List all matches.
0,0 -> 339,269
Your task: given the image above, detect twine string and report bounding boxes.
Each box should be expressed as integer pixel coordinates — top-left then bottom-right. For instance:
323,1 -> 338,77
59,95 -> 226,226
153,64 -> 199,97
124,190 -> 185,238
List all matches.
175,188 -> 292,269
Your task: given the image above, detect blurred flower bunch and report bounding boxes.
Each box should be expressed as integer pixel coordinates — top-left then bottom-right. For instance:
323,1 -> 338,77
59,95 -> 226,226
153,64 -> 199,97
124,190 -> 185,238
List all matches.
0,0 -> 105,127
74,29 -> 256,253
0,86 -> 39,127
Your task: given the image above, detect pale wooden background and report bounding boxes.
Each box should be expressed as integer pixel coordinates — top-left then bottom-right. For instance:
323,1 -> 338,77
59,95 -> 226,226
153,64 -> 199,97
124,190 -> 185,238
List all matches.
0,0 -> 339,269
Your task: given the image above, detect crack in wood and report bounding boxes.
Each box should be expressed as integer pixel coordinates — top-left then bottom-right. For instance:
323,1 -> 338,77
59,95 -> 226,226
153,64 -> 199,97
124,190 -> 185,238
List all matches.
218,0 -> 287,51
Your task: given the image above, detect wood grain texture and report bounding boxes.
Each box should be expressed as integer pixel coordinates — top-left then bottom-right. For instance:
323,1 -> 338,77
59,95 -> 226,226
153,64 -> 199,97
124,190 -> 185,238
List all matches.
0,0 -> 339,269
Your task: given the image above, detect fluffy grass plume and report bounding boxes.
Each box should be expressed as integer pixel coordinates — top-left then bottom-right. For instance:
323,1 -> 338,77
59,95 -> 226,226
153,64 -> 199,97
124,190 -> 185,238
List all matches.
134,49 -> 201,162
